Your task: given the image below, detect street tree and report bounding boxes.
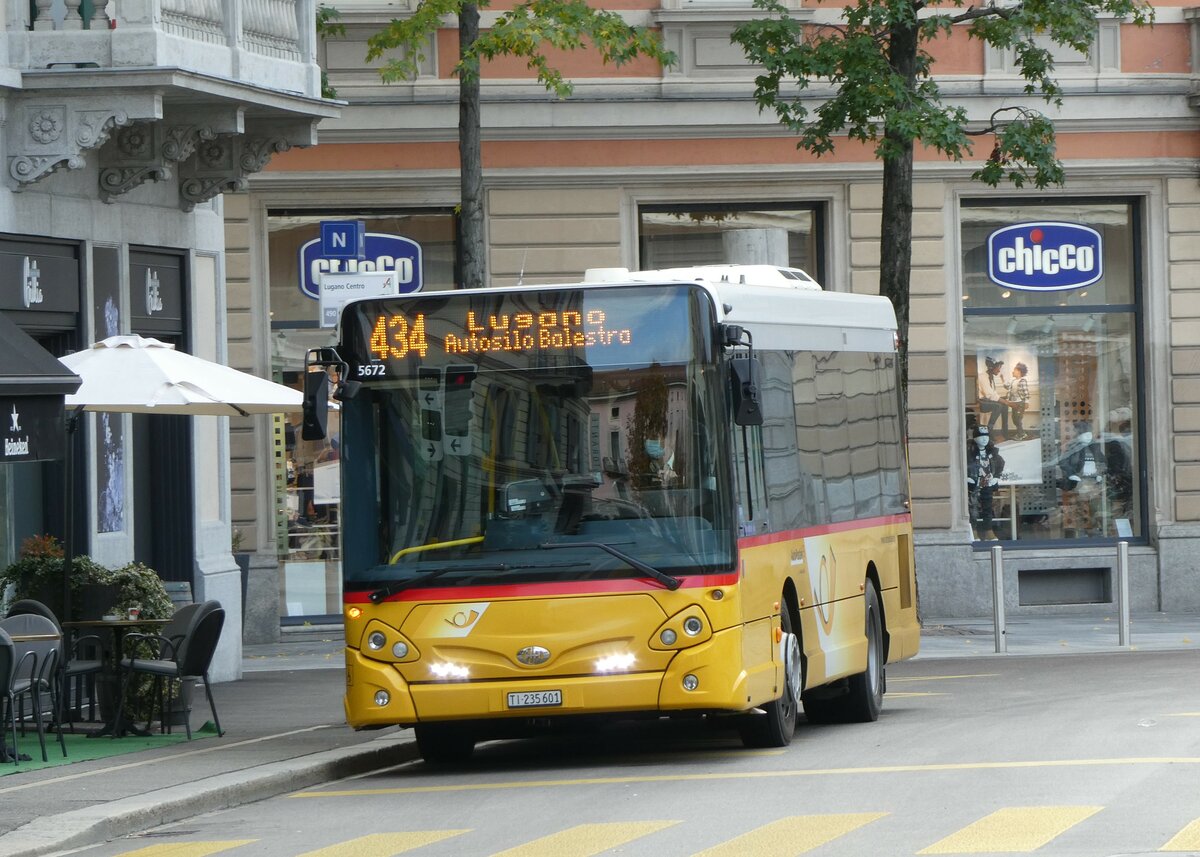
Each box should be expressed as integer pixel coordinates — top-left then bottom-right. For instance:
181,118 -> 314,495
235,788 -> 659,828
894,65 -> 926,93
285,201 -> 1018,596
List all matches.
365,1 -> 675,288
731,0 -> 1153,379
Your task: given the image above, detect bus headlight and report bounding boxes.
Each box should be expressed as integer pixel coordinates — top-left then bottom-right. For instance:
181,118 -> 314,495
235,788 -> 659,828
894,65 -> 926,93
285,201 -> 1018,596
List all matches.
595,653 -> 636,673
682,674 -> 699,691
392,641 -> 409,658
430,662 -> 470,680
367,631 -> 387,651
374,690 -> 390,706
651,607 -> 713,650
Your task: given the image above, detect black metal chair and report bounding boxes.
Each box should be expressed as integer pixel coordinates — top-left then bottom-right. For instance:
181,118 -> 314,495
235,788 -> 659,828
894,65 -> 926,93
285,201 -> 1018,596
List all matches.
0,614 -> 66,761
6,598 -> 104,724
0,629 -> 20,765
114,601 -> 225,740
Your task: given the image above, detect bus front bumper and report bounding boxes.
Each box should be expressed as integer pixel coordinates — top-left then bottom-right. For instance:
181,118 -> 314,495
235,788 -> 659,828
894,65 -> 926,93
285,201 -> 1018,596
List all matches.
344,626 -> 775,729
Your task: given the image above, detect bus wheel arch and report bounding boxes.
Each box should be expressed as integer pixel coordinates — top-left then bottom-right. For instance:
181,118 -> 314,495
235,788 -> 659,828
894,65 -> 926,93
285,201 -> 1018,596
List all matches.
865,562 -> 891,665
737,588 -> 801,748
802,577 -> 885,724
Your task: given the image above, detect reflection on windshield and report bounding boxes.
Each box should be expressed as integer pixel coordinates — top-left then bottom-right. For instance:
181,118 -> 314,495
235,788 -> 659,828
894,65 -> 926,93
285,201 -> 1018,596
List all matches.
347,287 -> 735,588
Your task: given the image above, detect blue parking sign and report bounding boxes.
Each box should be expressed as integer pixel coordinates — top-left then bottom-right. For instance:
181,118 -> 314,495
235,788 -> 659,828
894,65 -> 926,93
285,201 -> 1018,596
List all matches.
320,220 -> 365,260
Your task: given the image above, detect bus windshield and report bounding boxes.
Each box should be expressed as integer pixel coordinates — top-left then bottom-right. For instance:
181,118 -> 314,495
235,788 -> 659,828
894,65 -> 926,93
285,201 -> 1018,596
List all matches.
339,284 -> 735,591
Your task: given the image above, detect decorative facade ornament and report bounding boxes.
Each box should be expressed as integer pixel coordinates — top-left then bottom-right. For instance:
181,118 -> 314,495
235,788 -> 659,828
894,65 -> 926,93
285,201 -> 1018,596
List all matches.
178,133 -> 293,211
8,102 -> 130,187
98,122 -> 219,203
28,110 -> 64,144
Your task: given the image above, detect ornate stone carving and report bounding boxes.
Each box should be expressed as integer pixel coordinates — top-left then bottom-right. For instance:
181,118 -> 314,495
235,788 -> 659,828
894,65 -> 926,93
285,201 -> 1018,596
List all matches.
28,110 -> 64,145
178,133 -> 293,211
98,122 -> 219,202
8,102 -> 130,187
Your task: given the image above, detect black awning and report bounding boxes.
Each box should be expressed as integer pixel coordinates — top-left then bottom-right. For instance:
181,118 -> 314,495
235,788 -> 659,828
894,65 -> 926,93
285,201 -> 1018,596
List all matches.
0,310 -> 81,397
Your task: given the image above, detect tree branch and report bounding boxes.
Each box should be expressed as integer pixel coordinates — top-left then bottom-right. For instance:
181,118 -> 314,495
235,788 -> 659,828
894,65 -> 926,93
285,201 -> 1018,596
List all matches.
947,4 -> 1015,25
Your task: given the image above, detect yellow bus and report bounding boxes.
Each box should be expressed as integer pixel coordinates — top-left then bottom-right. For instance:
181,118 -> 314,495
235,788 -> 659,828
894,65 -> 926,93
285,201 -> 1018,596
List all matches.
307,264 -> 920,763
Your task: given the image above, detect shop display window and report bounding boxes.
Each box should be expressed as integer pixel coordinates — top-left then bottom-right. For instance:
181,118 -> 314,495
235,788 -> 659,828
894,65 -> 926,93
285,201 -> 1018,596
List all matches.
266,209 -> 456,620
639,203 -> 822,274
961,200 -> 1142,544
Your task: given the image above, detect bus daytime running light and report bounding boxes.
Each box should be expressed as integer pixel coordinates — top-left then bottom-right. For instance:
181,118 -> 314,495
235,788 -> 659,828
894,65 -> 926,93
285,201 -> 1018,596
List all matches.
683,616 -> 703,636
595,653 -> 636,673
659,629 -> 677,646
682,674 -> 699,691
429,662 -> 470,679
367,631 -> 386,650
374,690 -> 390,706
392,641 -> 409,658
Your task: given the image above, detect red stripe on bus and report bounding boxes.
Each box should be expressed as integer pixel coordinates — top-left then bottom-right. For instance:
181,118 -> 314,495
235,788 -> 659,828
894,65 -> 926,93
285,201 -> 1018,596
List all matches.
345,572 -> 742,604
737,513 -> 912,549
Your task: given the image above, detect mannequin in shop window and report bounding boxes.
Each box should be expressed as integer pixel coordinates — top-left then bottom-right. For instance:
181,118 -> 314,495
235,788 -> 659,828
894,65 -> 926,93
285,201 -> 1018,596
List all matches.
1058,420 -> 1107,537
1105,407 -> 1134,519
967,424 -> 1005,540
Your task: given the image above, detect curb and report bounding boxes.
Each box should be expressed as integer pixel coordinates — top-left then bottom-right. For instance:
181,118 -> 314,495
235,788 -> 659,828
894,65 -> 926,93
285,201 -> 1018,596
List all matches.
0,735 -> 421,857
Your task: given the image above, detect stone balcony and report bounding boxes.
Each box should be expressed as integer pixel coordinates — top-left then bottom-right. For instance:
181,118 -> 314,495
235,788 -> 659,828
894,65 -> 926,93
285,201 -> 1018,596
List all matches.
3,0 -> 339,207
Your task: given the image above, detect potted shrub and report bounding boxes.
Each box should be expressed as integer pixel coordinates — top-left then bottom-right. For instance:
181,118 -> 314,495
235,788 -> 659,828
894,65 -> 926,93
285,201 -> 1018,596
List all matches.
0,535 -> 110,620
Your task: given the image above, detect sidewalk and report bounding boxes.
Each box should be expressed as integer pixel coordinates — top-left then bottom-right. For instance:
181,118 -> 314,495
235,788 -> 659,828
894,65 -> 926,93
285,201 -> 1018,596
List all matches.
1,613 -> 1198,857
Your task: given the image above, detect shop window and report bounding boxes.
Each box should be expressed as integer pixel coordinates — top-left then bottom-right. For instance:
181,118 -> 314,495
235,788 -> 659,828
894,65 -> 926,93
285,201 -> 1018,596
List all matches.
267,208 -> 456,621
639,203 -> 822,275
961,200 -> 1142,544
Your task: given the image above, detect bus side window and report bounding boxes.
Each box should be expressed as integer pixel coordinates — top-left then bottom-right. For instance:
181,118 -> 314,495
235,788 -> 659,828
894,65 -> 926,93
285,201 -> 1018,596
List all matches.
733,420 -> 767,536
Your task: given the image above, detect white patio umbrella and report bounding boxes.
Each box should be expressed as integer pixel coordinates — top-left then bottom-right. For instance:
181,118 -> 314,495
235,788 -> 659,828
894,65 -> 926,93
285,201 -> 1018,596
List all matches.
55,335 -> 303,619
60,334 -> 302,417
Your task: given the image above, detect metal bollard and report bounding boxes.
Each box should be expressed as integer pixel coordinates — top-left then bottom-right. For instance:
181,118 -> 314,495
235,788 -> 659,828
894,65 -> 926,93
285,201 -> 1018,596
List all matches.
1117,541 -> 1130,648
991,544 -> 1006,653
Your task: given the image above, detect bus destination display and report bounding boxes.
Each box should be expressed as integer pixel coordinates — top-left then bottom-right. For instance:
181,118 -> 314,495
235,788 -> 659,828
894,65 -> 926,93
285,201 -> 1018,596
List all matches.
366,308 -> 634,361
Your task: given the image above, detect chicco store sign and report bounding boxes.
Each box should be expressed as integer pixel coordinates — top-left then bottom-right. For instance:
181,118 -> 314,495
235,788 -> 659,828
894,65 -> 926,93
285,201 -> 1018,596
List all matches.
299,233 -> 422,300
987,221 -> 1103,292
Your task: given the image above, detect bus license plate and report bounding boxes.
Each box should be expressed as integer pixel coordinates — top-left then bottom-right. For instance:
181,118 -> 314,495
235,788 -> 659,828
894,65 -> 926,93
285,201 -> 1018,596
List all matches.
507,690 -> 562,709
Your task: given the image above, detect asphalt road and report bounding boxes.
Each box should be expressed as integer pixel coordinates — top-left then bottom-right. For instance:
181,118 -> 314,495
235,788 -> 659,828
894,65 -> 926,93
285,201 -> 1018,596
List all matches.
65,650 -> 1200,857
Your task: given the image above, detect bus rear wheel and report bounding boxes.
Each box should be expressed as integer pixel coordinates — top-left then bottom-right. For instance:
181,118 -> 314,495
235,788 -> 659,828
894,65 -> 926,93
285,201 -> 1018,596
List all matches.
803,584 -> 884,724
738,608 -> 800,748
415,722 -> 476,764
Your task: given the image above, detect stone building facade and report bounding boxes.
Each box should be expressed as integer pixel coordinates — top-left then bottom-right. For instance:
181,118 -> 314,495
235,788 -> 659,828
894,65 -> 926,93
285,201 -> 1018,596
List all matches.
0,0 -> 334,678
228,0 -> 1200,641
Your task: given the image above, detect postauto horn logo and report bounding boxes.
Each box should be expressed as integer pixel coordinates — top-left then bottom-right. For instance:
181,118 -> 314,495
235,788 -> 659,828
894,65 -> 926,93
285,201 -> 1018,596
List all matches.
987,221 -> 1103,292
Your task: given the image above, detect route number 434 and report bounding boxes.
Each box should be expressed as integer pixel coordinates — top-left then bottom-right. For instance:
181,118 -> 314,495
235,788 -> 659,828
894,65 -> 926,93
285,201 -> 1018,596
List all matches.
369,313 -> 429,360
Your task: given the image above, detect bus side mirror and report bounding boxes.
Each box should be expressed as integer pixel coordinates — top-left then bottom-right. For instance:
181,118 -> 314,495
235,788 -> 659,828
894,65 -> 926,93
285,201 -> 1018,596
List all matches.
730,357 -> 763,427
301,371 -> 329,440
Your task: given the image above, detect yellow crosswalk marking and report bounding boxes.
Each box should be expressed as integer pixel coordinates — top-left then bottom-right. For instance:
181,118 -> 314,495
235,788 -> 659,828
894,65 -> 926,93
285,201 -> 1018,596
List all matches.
295,831 -> 470,856
919,806 -> 1102,853
691,813 -> 887,856
1162,818 -> 1200,851
491,820 -> 678,857
114,842 -> 256,857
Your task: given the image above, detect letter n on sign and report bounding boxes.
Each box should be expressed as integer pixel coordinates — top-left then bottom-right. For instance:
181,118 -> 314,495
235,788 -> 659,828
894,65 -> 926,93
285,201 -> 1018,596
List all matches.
320,220 -> 366,260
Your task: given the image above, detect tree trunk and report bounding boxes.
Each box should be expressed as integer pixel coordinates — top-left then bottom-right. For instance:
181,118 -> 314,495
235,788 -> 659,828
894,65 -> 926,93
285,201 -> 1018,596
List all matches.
458,4 -> 484,288
880,13 -> 918,393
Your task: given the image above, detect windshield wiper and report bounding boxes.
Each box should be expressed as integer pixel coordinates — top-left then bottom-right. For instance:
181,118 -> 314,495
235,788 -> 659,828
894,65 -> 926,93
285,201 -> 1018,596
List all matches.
368,561 -> 587,602
539,541 -> 682,591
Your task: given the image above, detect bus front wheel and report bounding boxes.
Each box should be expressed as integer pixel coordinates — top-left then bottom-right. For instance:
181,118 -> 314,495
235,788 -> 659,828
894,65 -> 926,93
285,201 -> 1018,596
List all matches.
415,722 -> 476,764
738,608 -> 800,748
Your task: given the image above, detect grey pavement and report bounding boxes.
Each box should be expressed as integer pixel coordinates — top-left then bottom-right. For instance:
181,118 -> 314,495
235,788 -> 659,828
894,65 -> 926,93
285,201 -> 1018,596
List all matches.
1,613 -> 1199,857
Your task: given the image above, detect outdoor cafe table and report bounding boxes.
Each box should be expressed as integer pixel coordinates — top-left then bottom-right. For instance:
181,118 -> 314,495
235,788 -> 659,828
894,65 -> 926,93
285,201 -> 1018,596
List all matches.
62,618 -> 170,738
0,632 -> 61,762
